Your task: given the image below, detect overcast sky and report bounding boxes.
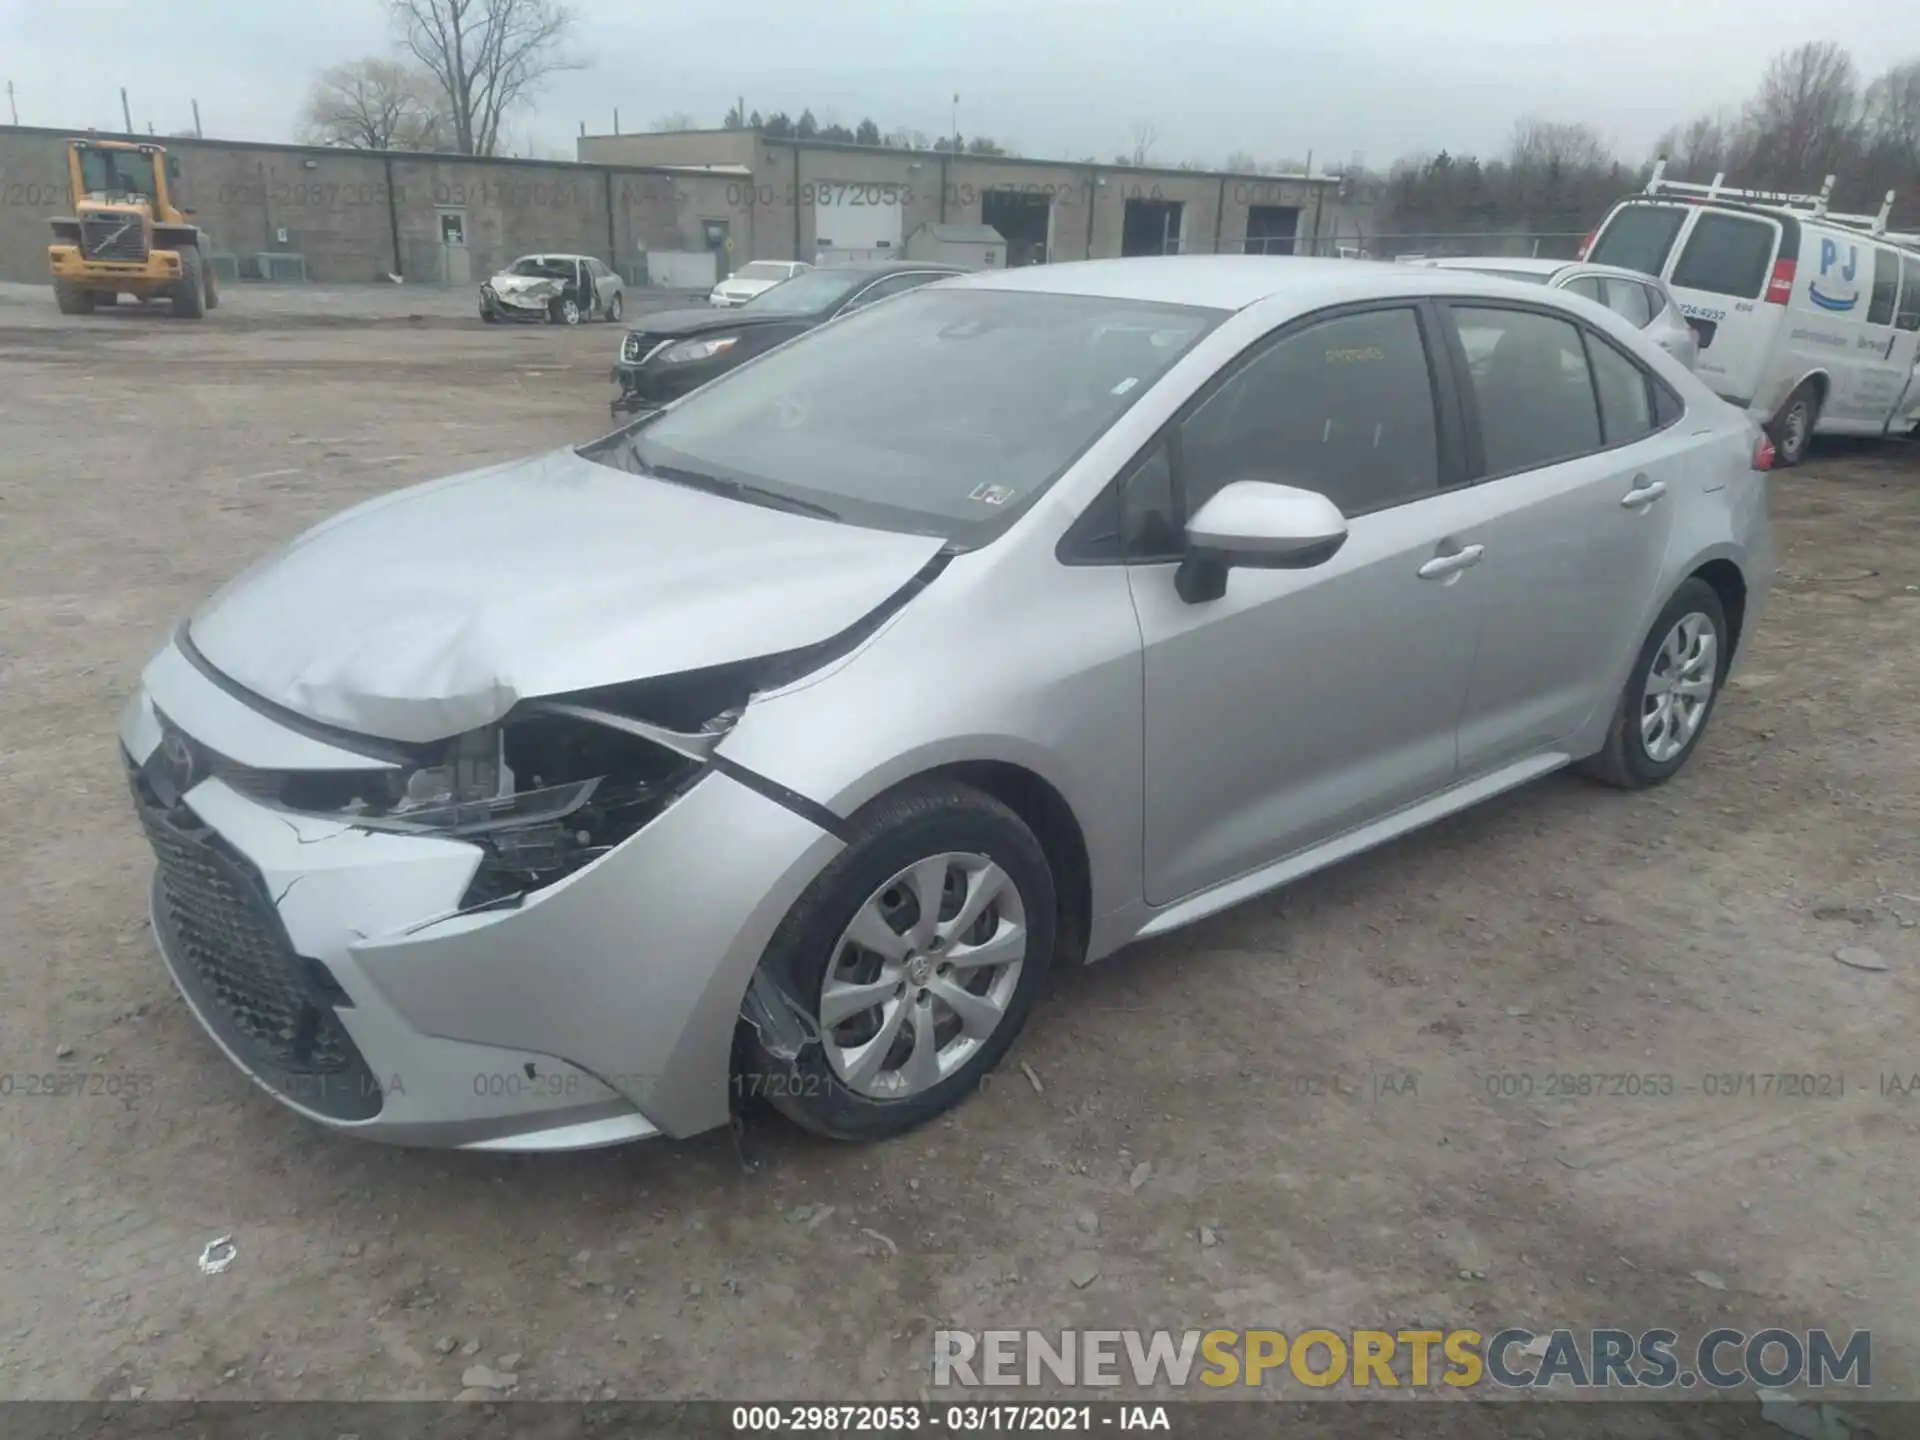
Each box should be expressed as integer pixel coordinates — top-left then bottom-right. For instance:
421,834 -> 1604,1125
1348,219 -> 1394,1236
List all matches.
7,0 -> 1919,169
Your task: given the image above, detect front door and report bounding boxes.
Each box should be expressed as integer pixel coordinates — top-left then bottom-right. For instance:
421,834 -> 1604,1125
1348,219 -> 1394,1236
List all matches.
437,208 -> 470,285
1129,304 -> 1490,906
1443,302 -> 1681,770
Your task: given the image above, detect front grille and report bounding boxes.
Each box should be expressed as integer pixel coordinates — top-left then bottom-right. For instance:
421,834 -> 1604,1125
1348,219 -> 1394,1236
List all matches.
130,771 -> 381,1121
81,213 -> 149,263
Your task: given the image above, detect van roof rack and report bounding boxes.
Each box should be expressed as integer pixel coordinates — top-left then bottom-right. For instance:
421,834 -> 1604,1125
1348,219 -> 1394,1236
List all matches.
1644,159 -> 1903,237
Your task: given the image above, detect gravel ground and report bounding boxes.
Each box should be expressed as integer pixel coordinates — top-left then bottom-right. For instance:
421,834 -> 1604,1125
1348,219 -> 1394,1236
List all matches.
0,281 -> 1916,1411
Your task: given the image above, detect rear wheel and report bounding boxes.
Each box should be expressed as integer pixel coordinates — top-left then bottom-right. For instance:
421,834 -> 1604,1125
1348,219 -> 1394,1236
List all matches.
54,282 -> 95,315
203,263 -> 220,311
171,248 -> 205,319
1577,578 -> 1729,790
607,291 -> 623,322
740,780 -> 1056,1141
1769,382 -> 1819,467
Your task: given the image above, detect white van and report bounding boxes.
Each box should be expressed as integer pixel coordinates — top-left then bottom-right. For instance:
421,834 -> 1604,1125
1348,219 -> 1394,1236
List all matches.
1579,164 -> 1920,466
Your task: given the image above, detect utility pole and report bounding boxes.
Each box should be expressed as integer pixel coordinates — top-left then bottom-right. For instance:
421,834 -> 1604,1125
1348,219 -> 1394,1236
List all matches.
951,92 -> 959,149
6,81 -> 17,126
613,107 -> 620,135
120,87 -> 132,133
192,99 -> 202,138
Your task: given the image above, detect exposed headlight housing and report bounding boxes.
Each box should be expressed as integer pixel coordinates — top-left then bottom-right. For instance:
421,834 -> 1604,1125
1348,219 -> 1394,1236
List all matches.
659,335 -> 737,364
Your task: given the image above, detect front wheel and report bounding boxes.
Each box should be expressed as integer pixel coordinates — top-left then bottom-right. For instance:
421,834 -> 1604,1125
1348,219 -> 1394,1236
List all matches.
171,247 -> 205,319
54,282 -> 95,315
550,296 -> 582,326
1577,578 -> 1729,789
740,781 -> 1056,1140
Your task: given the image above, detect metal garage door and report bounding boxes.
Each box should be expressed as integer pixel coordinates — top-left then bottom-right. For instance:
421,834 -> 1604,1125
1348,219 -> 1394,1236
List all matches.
814,183 -> 902,266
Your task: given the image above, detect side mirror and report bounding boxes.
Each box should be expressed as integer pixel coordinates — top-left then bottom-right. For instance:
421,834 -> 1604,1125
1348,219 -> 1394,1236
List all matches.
1175,481 -> 1348,604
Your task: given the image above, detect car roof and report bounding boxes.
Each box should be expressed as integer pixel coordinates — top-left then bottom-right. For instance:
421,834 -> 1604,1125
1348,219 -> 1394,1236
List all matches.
945,254 -> 1574,312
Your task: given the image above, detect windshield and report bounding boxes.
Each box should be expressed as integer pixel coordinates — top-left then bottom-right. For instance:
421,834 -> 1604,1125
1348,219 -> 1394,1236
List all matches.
582,288 -> 1222,542
736,262 -> 791,281
506,257 -> 572,278
741,268 -> 869,315
77,147 -> 157,201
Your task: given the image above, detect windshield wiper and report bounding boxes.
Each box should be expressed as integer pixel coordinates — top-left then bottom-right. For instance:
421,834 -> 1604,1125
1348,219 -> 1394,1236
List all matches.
643,461 -> 840,521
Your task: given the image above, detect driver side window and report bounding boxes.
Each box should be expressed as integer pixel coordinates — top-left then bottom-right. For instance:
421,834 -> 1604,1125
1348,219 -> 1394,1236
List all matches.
1177,307 -> 1442,518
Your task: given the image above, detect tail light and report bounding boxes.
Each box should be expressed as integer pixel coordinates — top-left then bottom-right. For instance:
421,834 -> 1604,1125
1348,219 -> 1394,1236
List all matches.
1751,430 -> 1775,471
1764,257 -> 1795,305
1575,229 -> 1596,261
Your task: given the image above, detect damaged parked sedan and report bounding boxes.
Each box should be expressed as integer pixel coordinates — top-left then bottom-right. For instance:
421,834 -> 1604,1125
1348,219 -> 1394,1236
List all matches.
122,258 -> 1771,1152
480,253 -> 623,325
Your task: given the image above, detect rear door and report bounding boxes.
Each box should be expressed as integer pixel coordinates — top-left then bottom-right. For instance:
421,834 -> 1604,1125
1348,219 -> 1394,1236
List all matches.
1845,245 -> 1920,427
1661,209 -> 1787,407
1443,301 -> 1683,771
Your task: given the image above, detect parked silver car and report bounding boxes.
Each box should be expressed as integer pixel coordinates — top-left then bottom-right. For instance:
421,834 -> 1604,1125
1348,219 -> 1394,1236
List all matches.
1408,256 -> 1700,371
121,257 -> 1771,1151
480,253 -> 623,326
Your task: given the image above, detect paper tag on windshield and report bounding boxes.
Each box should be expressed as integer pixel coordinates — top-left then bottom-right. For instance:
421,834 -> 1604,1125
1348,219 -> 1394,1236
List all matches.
968,483 -> 1015,506
1110,376 -> 1139,395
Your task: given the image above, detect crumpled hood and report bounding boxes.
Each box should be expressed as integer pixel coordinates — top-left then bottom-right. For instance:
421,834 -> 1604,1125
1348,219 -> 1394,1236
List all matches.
488,273 -> 563,302
187,447 -> 946,743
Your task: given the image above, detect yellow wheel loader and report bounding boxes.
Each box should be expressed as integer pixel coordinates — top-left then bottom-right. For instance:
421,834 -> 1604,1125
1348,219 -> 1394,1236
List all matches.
46,139 -> 219,318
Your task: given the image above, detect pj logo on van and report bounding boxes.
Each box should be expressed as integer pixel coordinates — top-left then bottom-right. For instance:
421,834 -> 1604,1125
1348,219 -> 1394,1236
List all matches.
1809,239 -> 1860,312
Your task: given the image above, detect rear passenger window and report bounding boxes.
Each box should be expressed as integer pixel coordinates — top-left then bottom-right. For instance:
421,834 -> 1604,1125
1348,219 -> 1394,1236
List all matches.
1452,307 -> 1601,475
1868,249 -> 1899,326
1601,278 -> 1653,328
1900,255 -> 1920,333
1178,307 -> 1440,517
1585,334 -> 1656,444
1563,276 -> 1604,304
1670,214 -> 1778,300
1588,206 -> 1688,276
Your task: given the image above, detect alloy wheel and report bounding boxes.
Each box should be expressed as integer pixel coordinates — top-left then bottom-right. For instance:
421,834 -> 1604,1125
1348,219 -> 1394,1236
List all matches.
818,852 -> 1027,1100
1640,612 -> 1717,763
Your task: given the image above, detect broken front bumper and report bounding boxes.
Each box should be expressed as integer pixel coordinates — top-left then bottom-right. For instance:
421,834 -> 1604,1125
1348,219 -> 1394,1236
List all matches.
118,639 -> 842,1150
479,285 -> 553,322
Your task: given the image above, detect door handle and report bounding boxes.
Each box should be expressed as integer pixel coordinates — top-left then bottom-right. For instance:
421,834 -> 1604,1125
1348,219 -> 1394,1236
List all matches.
1621,477 -> 1667,509
1417,544 -> 1485,580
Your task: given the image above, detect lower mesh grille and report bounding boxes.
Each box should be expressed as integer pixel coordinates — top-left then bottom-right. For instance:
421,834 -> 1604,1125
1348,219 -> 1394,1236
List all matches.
131,772 -> 381,1120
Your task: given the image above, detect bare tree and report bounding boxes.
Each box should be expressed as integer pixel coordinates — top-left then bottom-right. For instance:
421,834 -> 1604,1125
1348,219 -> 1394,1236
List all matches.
1864,60 -> 1920,160
649,111 -> 698,132
300,57 -> 446,149
1128,120 -> 1159,166
1742,41 -> 1860,187
1653,110 -> 1736,180
1507,117 -> 1611,172
389,0 -> 584,156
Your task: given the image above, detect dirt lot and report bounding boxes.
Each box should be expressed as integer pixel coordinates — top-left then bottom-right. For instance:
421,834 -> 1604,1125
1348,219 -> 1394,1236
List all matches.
0,279 -> 1916,1412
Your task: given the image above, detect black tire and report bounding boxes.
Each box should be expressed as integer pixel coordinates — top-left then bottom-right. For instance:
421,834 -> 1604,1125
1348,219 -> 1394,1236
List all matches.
740,780 -> 1057,1141
550,295 -> 582,326
54,282 -> 95,315
1577,578 -> 1729,790
606,291 -> 623,322
203,264 -> 220,311
1769,382 -> 1819,468
480,300 -> 497,323
171,248 -> 205,319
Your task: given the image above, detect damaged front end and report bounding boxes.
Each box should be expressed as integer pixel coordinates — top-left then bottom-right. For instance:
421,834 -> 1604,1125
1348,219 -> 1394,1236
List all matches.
480,275 -> 563,322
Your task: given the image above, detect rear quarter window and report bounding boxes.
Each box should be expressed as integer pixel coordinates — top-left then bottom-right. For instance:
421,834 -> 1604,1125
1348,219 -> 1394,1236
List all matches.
1899,254 -> 1920,332
1669,213 -> 1778,300
1589,206 -> 1687,277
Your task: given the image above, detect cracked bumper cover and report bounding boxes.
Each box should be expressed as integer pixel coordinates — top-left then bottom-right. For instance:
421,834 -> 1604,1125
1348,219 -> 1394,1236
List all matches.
120,639 -> 843,1149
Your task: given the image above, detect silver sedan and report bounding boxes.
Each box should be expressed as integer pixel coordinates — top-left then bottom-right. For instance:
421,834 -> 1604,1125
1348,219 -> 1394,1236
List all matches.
1409,256 -> 1700,371
120,257 -> 1771,1150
